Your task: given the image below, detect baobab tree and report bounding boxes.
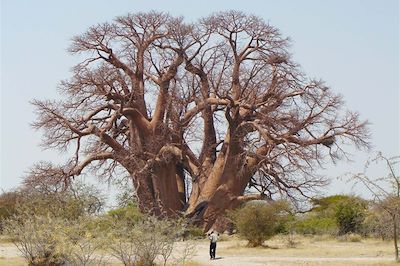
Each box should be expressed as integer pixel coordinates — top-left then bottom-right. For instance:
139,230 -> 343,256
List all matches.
30,11 -> 369,231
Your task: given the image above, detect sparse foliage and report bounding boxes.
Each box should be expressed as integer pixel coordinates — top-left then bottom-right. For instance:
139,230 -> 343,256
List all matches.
15,179 -> 104,220
350,153 -> 400,262
64,217 -> 107,266
0,190 -> 21,231
4,214 -> 69,266
108,216 -> 185,266
172,240 -> 197,266
4,214 -> 107,266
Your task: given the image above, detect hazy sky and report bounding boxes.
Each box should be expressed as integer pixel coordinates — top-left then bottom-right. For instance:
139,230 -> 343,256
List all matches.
1,0 -> 399,199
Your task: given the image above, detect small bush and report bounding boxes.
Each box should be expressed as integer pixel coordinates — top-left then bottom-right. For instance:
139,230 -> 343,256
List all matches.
182,225 -> 204,240
4,214 -> 69,266
4,213 -> 108,266
64,217 -> 107,266
231,200 -> 290,247
285,234 -> 300,248
0,191 -> 21,231
108,216 -> 188,266
107,203 -> 142,226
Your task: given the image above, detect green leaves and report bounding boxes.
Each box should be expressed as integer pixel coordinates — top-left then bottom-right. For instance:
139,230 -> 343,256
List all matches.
231,200 -> 290,247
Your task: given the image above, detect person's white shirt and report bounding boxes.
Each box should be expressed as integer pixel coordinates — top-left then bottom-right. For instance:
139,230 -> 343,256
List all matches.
209,232 -> 219,243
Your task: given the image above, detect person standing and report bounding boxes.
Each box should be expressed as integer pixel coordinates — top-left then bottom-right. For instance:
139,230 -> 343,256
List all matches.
208,230 -> 219,260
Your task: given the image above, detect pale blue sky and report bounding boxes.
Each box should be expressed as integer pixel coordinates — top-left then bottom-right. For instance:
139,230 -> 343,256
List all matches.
1,0 -> 399,199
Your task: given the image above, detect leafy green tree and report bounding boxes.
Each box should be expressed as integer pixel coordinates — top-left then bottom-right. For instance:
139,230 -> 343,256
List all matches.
292,195 -> 366,235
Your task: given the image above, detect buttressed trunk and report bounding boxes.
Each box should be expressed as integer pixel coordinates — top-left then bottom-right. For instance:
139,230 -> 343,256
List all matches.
130,123 -> 253,231
130,145 -> 187,217
184,126 -> 255,232
186,161 -> 253,232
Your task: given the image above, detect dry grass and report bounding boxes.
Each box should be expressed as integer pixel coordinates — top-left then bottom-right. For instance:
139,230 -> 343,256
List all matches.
220,234 -> 394,257
0,235 -> 398,266
0,256 -> 25,266
0,236 -> 13,244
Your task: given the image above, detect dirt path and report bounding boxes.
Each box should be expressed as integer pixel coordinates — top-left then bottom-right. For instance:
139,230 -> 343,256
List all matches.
193,256 -> 393,266
191,254 -> 394,266
1,239 -> 396,266
186,240 -> 396,266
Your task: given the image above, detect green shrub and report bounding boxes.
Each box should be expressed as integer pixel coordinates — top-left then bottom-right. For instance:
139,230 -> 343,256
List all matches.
231,200 -> 290,247
293,215 -> 337,235
183,225 -> 204,240
107,203 -> 142,226
293,195 -> 367,236
335,199 -> 366,235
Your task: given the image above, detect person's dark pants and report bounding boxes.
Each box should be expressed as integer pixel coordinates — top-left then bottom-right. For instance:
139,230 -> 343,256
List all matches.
210,242 -> 216,259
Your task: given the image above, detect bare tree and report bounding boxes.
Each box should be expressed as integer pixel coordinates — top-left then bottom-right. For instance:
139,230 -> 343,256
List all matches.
351,153 -> 399,261
30,11 -> 369,231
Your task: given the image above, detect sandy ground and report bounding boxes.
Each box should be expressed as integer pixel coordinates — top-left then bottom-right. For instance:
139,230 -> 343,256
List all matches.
186,239 -> 397,266
0,236 -> 398,266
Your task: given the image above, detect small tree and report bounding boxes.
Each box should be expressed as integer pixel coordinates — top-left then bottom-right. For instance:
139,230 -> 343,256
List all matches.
363,205 -> 398,240
12,176 -> 105,221
65,216 -> 107,266
292,195 -> 365,236
231,200 -> 290,247
351,153 -> 400,262
334,197 -> 366,235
